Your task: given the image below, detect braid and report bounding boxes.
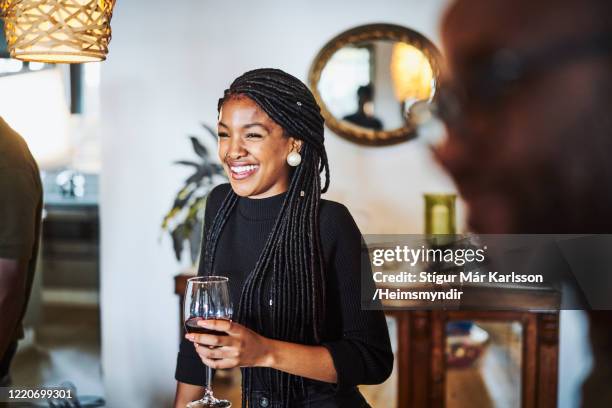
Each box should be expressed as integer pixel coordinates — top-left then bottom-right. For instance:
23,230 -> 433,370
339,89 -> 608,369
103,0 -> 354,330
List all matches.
203,69 -> 330,406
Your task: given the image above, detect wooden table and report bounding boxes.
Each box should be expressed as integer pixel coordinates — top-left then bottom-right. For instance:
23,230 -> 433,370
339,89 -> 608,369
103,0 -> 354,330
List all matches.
175,274 -> 559,407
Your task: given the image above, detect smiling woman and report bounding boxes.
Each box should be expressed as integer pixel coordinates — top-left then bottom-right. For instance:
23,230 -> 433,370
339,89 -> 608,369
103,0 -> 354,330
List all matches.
217,95 -> 302,198
173,69 -> 393,408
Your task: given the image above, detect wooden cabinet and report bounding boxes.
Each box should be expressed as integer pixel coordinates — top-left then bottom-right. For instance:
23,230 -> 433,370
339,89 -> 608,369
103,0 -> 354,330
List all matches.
389,309 -> 558,408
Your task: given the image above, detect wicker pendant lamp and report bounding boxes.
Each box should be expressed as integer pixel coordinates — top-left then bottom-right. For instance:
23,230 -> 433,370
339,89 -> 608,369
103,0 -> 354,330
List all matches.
0,0 -> 116,63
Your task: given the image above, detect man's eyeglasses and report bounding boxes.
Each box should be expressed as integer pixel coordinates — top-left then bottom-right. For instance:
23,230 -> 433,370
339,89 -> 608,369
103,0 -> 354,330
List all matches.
409,31 -> 612,129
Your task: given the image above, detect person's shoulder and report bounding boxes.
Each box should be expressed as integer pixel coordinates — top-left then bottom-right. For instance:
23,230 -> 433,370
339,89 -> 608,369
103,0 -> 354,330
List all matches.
0,118 -> 38,173
206,183 -> 232,210
319,198 -> 360,236
320,198 -> 351,218
209,182 -> 232,198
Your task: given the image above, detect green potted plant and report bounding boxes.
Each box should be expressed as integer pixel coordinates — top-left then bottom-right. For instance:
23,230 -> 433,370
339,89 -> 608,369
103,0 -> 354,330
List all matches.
161,123 -> 226,265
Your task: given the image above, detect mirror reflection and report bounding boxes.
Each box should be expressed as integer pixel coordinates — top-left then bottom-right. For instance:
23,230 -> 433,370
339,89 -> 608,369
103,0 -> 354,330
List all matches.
446,320 -> 523,408
318,40 -> 435,132
309,24 -> 441,145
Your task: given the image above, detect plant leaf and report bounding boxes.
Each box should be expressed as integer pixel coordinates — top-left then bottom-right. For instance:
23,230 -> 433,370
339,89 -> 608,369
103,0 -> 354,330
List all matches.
201,122 -> 218,140
189,219 -> 203,266
174,160 -> 201,168
186,167 -> 213,185
189,136 -> 208,158
171,224 -> 186,261
212,163 -> 225,174
173,187 -> 196,209
161,206 -> 180,230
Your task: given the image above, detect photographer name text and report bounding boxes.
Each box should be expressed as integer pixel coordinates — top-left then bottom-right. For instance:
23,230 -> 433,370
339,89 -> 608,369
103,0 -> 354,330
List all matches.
370,246 -> 543,302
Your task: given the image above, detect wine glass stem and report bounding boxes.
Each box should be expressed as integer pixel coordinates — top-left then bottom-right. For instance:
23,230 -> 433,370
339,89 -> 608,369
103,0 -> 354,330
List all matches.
205,365 -> 213,396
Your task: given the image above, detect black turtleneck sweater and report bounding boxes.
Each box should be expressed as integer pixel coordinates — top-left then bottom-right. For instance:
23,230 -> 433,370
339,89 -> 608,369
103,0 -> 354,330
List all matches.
175,183 -> 393,406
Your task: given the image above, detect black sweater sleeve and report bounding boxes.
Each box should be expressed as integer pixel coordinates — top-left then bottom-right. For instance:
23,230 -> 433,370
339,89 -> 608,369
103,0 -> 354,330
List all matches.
319,202 -> 394,388
174,184 -> 230,385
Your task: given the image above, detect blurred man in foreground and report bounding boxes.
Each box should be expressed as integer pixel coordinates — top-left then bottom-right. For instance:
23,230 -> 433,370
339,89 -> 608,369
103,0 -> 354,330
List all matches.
436,0 -> 612,406
0,117 -> 42,385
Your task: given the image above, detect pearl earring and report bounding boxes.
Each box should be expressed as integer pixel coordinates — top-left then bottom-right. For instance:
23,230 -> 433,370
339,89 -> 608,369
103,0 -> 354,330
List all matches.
287,151 -> 302,167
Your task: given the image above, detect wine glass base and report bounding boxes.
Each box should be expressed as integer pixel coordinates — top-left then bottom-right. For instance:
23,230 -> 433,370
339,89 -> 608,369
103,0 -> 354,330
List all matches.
186,397 -> 231,408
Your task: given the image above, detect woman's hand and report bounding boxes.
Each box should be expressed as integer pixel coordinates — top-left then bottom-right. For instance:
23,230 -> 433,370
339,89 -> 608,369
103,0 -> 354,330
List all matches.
185,319 -> 273,369
186,319 -> 338,383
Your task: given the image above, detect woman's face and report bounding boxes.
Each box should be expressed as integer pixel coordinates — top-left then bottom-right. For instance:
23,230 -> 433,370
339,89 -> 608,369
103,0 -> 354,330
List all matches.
217,95 -> 301,198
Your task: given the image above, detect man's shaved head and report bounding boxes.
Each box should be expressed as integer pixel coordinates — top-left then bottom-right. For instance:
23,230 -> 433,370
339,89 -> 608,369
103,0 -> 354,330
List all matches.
437,0 -> 612,233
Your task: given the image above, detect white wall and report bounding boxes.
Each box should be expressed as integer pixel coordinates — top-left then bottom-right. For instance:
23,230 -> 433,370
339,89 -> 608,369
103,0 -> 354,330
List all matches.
99,0 -> 456,406
0,68 -> 72,169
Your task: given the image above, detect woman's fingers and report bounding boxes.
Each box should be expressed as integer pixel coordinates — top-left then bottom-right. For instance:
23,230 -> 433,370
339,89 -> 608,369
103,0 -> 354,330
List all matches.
184,319 -> 241,346
194,344 -> 239,369
194,344 -> 237,360
185,332 -> 230,347
198,319 -> 239,335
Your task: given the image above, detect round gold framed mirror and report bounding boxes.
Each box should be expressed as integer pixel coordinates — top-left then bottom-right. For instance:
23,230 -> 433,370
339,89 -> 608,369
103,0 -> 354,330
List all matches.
309,23 -> 442,146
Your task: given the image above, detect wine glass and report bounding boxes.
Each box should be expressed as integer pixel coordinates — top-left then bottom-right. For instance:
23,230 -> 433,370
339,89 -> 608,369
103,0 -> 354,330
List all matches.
184,276 -> 233,408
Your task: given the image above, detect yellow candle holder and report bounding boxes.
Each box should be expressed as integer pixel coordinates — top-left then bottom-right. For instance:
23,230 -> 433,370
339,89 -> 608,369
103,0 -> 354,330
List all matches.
424,193 -> 456,235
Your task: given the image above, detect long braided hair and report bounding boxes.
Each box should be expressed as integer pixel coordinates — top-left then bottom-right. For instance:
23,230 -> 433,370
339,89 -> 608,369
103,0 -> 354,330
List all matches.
202,68 -> 330,406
